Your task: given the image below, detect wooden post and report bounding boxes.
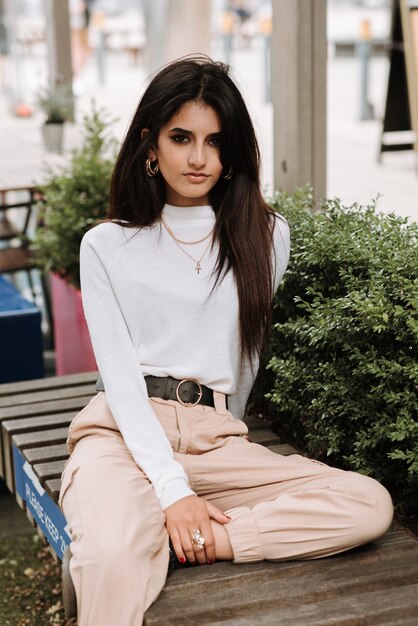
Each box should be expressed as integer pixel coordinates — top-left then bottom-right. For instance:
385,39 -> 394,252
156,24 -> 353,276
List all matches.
143,0 -> 211,76
142,0 -> 169,75
271,0 -> 327,202
400,0 -> 418,167
44,0 -> 73,88
164,0 -> 211,63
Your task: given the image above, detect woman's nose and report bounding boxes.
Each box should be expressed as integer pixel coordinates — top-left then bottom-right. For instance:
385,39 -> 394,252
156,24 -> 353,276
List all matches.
189,143 -> 206,168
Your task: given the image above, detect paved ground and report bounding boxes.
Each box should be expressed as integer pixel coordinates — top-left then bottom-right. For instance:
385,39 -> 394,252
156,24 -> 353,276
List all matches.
0,488 -> 34,538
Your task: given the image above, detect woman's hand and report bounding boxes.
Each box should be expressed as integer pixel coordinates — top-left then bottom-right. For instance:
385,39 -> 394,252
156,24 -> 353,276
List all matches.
165,495 -> 230,565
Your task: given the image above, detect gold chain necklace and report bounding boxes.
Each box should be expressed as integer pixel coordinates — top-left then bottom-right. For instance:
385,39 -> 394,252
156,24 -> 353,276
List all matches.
161,216 -> 214,245
161,218 -> 213,274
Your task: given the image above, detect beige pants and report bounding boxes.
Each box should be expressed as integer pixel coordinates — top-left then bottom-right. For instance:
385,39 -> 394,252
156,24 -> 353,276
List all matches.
59,391 -> 393,626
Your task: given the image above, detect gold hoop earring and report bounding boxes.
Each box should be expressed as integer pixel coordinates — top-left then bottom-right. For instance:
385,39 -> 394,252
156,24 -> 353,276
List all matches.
223,166 -> 233,180
146,158 -> 160,177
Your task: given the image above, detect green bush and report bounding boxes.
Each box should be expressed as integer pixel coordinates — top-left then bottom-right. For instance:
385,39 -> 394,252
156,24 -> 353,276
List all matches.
255,188 -> 418,514
32,106 -> 117,289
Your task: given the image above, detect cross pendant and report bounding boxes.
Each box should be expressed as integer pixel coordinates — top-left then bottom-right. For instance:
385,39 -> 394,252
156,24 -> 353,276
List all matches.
195,262 -> 201,274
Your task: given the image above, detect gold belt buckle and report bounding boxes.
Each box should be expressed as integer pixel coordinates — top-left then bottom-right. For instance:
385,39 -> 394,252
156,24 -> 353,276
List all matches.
175,379 -> 203,407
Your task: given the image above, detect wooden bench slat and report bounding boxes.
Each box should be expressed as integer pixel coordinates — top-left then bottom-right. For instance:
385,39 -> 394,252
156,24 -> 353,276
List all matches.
377,619 -> 418,626
0,394 -> 94,420
23,443 -> 69,464
1,412 -> 75,480
248,429 -> 281,446
45,478 -> 62,502
152,583 -> 418,626
267,443 -> 301,456
12,427 -> 70,449
0,371 -> 98,397
0,383 -> 97,408
243,415 -> 271,430
3,411 -> 77,433
33,459 -> 67,483
6,427 -> 69,492
145,532 -> 418,625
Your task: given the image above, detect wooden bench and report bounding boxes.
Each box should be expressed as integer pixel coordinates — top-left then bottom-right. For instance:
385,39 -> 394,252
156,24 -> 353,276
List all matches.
1,372 -> 418,625
0,372 -> 96,561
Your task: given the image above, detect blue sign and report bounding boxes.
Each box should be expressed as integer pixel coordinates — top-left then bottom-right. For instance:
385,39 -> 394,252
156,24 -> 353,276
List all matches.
13,444 -> 71,560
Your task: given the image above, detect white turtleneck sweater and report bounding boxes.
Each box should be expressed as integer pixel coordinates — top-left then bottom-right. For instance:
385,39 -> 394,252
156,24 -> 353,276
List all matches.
79,204 -> 290,511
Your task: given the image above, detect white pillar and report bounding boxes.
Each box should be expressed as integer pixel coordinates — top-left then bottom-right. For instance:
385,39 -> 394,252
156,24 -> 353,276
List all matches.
143,0 -> 169,75
271,0 -> 327,202
143,0 -> 211,76
164,0 -> 211,63
44,0 -> 73,87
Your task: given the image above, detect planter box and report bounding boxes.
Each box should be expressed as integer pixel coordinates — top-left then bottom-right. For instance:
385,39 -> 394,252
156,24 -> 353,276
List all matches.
51,274 -> 97,375
42,122 -> 64,153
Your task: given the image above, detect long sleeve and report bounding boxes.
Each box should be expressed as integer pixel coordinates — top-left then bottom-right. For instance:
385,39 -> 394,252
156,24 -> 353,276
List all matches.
80,232 -> 195,511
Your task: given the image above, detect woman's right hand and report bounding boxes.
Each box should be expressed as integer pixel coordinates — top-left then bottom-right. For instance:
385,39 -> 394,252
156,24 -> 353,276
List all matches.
164,494 -> 230,565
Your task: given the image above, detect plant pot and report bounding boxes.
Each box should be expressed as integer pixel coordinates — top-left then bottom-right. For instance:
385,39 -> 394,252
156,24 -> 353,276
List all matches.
42,121 -> 65,153
51,274 -> 97,375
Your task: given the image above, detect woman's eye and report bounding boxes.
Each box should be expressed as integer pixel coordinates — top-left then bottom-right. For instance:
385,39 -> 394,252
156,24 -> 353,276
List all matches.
210,136 -> 221,147
171,134 -> 189,144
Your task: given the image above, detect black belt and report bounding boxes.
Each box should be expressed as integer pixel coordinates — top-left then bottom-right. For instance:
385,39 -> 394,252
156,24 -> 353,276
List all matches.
95,375 -> 225,408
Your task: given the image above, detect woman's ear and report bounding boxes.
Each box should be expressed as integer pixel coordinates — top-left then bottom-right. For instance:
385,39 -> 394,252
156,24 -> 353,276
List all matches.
140,128 -> 149,142
141,128 -> 157,160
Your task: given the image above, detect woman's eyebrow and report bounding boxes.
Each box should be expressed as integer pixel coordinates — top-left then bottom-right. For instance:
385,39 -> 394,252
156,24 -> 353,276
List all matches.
169,127 -> 221,137
169,127 -> 192,134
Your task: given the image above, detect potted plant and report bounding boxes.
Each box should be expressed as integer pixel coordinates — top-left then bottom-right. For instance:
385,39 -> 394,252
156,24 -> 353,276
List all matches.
36,81 -> 74,153
32,105 -> 117,375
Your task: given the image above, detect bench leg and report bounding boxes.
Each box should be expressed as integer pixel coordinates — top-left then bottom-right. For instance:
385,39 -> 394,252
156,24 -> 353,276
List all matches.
62,546 -> 77,619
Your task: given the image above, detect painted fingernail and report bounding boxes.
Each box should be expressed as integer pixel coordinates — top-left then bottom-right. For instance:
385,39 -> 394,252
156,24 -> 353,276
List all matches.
179,557 -> 186,564
208,559 -> 215,564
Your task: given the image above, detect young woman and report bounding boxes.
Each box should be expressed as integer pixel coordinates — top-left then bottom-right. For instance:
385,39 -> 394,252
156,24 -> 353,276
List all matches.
59,57 -> 393,625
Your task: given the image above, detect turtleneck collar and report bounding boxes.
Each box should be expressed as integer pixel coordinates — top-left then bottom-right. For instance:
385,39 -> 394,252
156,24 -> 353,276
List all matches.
162,203 -> 214,222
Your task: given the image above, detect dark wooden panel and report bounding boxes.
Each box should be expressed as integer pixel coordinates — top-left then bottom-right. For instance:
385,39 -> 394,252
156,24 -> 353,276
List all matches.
248,429 -> 281,446
1,412 -> 74,480
45,478 -> 62,503
210,583 -> 418,625
3,412 -> 76,434
145,532 -> 418,625
0,383 -> 97,408
23,444 -> 69,465
267,443 -> 301,456
243,415 -> 271,431
33,459 -> 67,484
0,394 -> 94,420
0,371 -> 98,397
6,427 -> 69,492
12,427 -> 70,451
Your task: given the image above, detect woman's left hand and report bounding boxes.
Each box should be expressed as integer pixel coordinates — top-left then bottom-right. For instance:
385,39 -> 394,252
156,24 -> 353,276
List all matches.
165,494 -> 230,565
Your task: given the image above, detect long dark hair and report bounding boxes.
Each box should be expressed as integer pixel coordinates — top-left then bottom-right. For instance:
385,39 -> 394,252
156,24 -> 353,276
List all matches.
109,56 -> 277,367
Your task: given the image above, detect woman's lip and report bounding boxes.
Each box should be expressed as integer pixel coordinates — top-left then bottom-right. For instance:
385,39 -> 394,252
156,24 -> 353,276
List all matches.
184,173 -> 209,182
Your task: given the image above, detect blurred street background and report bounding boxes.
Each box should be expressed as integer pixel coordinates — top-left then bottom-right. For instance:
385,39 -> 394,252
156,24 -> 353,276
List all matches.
1,0 -> 417,220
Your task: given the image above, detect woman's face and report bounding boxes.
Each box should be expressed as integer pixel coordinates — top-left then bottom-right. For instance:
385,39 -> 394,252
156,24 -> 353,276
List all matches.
148,100 -> 223,206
